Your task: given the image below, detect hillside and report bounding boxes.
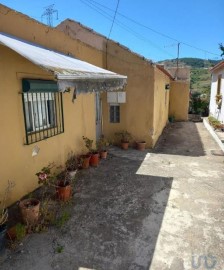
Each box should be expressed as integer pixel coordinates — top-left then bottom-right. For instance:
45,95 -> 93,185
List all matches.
158,57 -> 219,69
159,57 -> 221,94
190,68 -> 211,94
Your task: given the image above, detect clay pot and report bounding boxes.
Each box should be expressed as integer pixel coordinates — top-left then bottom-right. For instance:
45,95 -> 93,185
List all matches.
90,152 -> 100,167
56,182 -> 72,202
7,224 -> 27,242
121,141 -> 129,150
136,141 -> 146,151
19,198 -> 40,226
81,155 -> 91,169
100,150 -> 108,159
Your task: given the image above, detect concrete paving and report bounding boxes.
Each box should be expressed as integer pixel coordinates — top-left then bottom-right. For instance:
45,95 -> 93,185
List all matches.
1,122 -> 224,270
203,117 -> 224,153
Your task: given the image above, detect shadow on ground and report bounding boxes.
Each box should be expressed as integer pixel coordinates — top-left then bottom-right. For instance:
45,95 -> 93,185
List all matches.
61,151 -> 173,270
1,150 -> 173,270
154,122 -> 206,157
3,122 -> 223,270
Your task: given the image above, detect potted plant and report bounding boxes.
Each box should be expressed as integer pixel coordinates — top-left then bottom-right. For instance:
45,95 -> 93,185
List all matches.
115,130 -> 132,150
36,164 -> 72,202
55,169 -> 72,202
215,95 -> 222,109
89,149 -> 100,167
79,154 -> 91,169
97,135 -> 109,159
81,136 -> 93,168
65,152 -> 78,177
135,140 -> 146,151
82,136 -> 99,167
215,94 -> 222,104
7,222 -> 26,242
0,180 -> 14,252
19,198 -> 40,226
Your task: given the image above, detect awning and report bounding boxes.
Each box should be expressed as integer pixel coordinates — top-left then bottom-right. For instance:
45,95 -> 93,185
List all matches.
0,32 -> 127,93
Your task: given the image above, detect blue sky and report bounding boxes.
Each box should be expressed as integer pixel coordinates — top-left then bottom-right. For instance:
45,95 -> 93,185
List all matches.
1,0 -> 223,62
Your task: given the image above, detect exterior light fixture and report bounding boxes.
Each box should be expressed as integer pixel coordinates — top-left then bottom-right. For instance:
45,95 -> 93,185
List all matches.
165,84 -> 170,90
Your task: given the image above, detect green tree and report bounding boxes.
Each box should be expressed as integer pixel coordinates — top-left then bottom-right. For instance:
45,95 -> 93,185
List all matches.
219,43 -> 224,57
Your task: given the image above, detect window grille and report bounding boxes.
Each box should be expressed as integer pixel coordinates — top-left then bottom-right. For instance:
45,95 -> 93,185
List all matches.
22,90 -> 64,145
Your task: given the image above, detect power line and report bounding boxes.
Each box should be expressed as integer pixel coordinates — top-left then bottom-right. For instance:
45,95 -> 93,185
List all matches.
41,4 -> 58,27
165,42 -> 181,69
82,0 -> 220,57
80,0 -> 175,59
107,0 -> 120,39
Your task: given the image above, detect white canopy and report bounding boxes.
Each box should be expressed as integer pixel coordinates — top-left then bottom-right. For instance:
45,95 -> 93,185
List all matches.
0,32 -> 127,93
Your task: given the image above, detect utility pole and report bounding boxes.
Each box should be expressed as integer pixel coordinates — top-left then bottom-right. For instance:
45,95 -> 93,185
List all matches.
41,4 -> 58,27
176,42 -> 180,79
164,42 -> 181,79
164,42 -> 180,67
177,42 -> 180,70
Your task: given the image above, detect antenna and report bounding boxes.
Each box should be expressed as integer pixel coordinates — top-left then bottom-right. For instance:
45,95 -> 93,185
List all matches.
41,4 -> 58,27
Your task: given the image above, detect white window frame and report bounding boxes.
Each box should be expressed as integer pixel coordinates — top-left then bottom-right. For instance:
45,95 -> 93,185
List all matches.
24,92 -> 55,133
109,103 -> 120,123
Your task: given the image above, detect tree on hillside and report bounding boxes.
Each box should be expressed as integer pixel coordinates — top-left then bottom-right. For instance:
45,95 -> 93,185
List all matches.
219,43 -> 224,57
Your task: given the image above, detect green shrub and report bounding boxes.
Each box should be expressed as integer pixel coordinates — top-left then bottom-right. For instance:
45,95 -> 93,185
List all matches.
208,116 -> 221,128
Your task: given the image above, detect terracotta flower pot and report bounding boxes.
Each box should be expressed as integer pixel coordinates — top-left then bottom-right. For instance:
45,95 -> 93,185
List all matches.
56,182 -> 72,202
90,152 -> 100,167
7,224 -> 27,242
19,198 -> 40,226
100,150 -> 108,159
136,141 -> 146,151
121,141 -> 129,150
81,155 -> 91,169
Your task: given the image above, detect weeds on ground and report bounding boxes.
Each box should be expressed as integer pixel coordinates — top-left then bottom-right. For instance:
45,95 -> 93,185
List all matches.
55,244 -> 64,253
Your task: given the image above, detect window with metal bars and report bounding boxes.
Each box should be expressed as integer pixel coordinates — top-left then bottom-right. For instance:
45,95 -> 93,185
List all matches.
110,104 -> 120,123
22,79 -> 64,145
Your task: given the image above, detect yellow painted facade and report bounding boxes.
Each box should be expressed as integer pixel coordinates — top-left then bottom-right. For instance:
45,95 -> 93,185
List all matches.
103,42 -> 173,147
152,68 -> 170,146
103,41 -> 155,146
0,4 -> 103,205
169,81 -> 190,121
57,20 -> 189,148
0,4 -> 189,205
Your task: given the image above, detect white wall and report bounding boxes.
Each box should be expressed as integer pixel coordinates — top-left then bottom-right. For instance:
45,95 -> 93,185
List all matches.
209,69 -> 224,123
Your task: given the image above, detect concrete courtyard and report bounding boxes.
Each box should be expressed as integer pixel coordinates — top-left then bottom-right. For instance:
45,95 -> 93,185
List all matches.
1,122 -> 224,270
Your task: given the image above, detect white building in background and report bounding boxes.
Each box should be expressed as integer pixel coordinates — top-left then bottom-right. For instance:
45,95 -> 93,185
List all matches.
209,61 -> 224,123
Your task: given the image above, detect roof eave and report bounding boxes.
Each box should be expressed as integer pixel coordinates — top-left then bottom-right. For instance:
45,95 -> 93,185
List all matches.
56,73 -> 127,80
210,61 -> 224,73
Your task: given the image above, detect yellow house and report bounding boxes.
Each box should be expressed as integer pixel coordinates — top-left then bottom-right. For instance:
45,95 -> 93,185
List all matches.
57,20 -> 189,147
0,4 -> 126,205
0,4 -> 189,205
